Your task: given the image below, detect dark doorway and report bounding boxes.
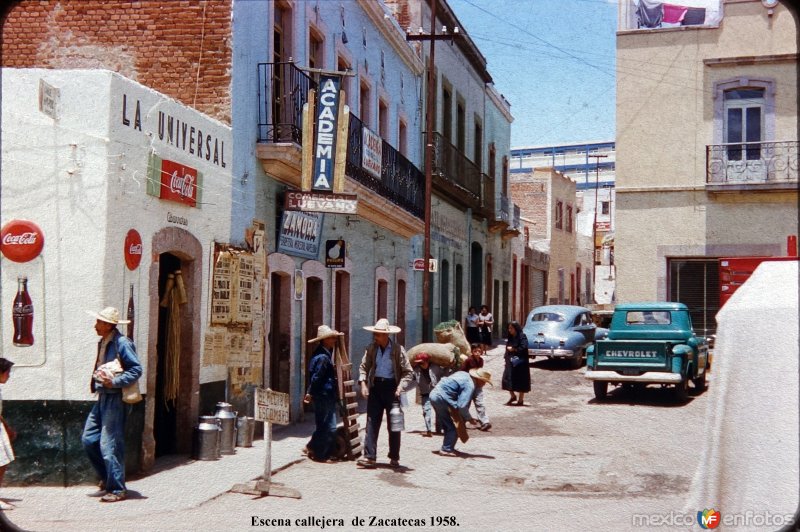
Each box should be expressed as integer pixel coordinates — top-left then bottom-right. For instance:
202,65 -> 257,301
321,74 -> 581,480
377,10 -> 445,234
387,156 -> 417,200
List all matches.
440,259 -> 450,323
454,264 -> 463,326
470,242 -> 483,309
396,279 -> 406,347
269,272 -> 291,393
155,252 -> 181,457
335,271 -> 351,353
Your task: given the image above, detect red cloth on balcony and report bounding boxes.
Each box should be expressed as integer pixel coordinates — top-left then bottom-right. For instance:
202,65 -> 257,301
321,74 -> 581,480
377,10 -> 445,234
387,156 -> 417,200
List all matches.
663,3 -> 688,24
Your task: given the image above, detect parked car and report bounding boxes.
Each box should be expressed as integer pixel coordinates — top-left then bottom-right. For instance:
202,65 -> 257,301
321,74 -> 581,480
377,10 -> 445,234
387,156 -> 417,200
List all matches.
523,305 -> 605,369
585,302 -> 710,402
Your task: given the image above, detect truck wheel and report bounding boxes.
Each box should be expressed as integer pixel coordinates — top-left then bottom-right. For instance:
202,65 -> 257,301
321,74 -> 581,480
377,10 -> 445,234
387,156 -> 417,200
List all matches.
593,381 -> 608,400
674,378 -> 689,403
692,369 -> 707,393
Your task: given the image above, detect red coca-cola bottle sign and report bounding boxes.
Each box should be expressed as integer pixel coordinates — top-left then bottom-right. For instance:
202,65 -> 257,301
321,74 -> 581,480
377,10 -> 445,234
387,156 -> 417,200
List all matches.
0,220 -> 45,263
124,229 -> 143,271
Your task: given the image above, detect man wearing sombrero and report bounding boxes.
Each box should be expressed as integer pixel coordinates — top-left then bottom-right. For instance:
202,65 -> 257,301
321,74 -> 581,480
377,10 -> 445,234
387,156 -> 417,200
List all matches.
81,307 -> 142,502
357,318 -> 413,468
304,325 -> 343,462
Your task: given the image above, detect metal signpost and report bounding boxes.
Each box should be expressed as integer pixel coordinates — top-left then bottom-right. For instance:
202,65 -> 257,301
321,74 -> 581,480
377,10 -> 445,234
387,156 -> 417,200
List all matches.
231,388 -> 299,498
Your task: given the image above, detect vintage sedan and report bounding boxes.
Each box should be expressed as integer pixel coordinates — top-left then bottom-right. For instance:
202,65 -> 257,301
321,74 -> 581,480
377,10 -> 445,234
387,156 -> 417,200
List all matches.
523,305 -> 604,369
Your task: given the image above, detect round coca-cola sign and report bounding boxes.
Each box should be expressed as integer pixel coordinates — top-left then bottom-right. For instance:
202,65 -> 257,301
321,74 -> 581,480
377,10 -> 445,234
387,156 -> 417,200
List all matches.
124,229 -> 143,271
1,220 -> 44,263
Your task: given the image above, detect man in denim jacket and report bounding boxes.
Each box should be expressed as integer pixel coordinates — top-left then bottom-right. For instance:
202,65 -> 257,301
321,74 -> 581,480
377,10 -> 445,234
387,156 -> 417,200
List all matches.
82,307 -> 142,503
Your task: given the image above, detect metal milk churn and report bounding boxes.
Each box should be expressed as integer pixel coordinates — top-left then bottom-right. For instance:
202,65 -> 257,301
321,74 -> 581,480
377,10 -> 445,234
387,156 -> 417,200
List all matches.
192,416 -> 221,460
389,400 -> 405,432
214,402 -> 238,455
236,416 -> 256,447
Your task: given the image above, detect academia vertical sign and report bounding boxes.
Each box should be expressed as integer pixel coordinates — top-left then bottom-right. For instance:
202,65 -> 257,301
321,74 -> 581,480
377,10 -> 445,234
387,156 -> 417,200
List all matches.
301,75 -> 350,196
311,76 -> 341,192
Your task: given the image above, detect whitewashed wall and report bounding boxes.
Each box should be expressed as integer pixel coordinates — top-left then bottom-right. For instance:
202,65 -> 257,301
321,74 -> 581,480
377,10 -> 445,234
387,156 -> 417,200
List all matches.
1,69 -> 232,400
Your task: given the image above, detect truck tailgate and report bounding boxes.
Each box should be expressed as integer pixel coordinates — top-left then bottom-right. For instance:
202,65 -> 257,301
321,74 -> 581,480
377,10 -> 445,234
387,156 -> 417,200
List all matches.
595,340 -> 669,370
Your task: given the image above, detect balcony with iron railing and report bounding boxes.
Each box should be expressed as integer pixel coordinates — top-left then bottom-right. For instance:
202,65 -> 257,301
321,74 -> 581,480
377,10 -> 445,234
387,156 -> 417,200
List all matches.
256,62 -> 424,226
429,132 -> 482,213
706,140 -> 798,192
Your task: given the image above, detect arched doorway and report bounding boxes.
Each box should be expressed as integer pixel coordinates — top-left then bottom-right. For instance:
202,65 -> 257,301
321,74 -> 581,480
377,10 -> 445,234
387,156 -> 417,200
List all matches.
143,227 -> 202,471
440,259 -> 450,322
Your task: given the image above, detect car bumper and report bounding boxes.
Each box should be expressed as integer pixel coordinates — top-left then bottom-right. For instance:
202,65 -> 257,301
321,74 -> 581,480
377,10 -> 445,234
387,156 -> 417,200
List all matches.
528,348 -> 576,358
584,370 -> 682,384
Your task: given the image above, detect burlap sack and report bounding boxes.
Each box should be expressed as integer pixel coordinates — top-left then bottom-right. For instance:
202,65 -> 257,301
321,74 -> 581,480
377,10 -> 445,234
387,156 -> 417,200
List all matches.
407,343 -> 461,369
434,320 -> 471,357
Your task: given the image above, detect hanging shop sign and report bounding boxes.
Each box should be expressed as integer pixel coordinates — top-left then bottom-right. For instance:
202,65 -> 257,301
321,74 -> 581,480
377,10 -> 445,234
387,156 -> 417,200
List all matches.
284,190 -> 357,215
1,219 -> 45,263
362,126 -> 382,179
276,210 -> 324,260
146,154 -> 202,208
301,76 -> 350,194
325,240 -> 346,268
124,229 -> 143,271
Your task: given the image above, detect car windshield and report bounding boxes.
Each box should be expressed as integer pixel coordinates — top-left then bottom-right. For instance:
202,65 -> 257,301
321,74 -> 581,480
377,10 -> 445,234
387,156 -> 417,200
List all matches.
625,311 -> 672,325
531,312 -> 564,323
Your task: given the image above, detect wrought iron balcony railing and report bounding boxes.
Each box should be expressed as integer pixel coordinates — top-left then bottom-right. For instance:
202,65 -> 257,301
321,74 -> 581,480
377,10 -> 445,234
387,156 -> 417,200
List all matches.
346,113 -> 424,218
257,62 -> 316,143
429,132 -> 482,209
512,203 -> 521,231
479,173 -> 495,219
495,193 -> 510,224
256,62 -> 424,218
706,140 -> 798,186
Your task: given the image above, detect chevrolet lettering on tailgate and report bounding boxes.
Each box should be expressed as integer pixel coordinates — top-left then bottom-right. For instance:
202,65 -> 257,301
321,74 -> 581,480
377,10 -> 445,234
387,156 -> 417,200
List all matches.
605,350 -> 658,358
584,302 -> 710,403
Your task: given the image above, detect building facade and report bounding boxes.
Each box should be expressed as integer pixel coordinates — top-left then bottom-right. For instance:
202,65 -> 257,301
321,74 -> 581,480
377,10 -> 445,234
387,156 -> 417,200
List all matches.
1,69 -> 233,482
511,141 -> 616,304
615,0 -> 798,335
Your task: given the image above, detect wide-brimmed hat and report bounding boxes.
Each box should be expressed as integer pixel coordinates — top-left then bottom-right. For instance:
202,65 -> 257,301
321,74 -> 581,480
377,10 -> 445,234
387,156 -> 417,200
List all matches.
307,325 -> 344,343
469,368 -> 493,386
362,318 -> 401,334
86,307 -> 130,325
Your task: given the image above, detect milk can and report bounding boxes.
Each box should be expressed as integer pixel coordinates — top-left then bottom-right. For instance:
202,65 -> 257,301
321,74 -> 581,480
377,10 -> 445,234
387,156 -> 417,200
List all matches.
215,402 -> 238,455
236,416 -> 256,447
192,416 -> 221,461
389,400 -> 405,432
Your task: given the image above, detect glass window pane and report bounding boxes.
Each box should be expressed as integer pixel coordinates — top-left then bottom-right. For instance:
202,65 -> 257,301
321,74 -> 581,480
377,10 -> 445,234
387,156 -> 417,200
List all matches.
746,107 -> 762,160
724,89 -> 764,101
726,108 -> 742,160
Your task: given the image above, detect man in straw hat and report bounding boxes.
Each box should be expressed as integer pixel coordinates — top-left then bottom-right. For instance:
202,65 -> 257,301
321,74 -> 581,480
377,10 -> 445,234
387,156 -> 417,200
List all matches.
303,325 -> 344,462
356,318 -> 412,468
428,368 -> 493,456
82,307 -> 142,502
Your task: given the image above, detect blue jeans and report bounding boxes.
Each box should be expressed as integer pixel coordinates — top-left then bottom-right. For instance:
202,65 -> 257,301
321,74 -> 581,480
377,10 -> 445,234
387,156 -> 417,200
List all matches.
420,393 -> 432,432
82,392 -> 127,494
429,390 -> 457,452
308,396 -> 338,460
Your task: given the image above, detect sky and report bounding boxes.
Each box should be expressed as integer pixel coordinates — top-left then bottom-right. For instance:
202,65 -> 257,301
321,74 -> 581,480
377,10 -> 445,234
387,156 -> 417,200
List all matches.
448,0 -> 618,148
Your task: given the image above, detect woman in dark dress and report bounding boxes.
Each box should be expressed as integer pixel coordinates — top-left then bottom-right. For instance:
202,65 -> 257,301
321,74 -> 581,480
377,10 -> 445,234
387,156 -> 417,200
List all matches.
502,321 -> 531,406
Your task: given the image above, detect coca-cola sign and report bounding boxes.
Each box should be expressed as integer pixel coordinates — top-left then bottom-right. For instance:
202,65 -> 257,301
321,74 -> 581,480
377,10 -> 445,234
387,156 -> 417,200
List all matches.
124,229 -> 143,271
1,220 -> 44,263
159,159 -> 198,207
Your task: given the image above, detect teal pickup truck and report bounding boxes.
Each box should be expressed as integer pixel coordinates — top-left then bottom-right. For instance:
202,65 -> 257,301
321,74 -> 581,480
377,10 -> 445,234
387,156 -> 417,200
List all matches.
585,302 -> 709,402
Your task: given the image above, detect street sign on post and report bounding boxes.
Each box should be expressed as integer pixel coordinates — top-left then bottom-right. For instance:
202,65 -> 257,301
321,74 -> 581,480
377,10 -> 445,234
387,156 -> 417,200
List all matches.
231,388 -> 299,498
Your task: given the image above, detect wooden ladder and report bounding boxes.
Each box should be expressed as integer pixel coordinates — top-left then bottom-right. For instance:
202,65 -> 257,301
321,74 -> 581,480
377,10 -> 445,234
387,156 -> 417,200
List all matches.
335,336 -> 363,459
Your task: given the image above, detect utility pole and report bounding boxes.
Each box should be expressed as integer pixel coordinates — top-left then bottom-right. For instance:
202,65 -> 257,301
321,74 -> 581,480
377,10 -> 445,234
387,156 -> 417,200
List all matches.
588,154 -> 607,304
406,0 -> 456,342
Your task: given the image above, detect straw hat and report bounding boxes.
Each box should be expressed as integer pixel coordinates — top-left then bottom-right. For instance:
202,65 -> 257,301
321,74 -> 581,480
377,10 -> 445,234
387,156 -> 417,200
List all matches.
469,368 -> 493,386
307,325 -> 344,343
86,307 -> 130,325
362,318 -> 401,334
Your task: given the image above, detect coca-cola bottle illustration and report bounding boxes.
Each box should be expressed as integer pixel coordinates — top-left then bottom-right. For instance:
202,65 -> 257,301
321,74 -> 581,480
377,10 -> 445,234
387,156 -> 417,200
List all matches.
127,283 -> 135,340
13,276 -> 34,347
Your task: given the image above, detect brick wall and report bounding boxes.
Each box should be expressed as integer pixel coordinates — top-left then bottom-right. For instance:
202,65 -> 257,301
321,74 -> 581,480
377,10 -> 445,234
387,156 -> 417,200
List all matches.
511,171 -> 549,239
1,0 -> 232,124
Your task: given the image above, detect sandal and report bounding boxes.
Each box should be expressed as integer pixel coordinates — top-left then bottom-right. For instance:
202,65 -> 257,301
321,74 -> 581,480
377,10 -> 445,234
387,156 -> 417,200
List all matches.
100,492 -> 127,503
505,397 -> 517,406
